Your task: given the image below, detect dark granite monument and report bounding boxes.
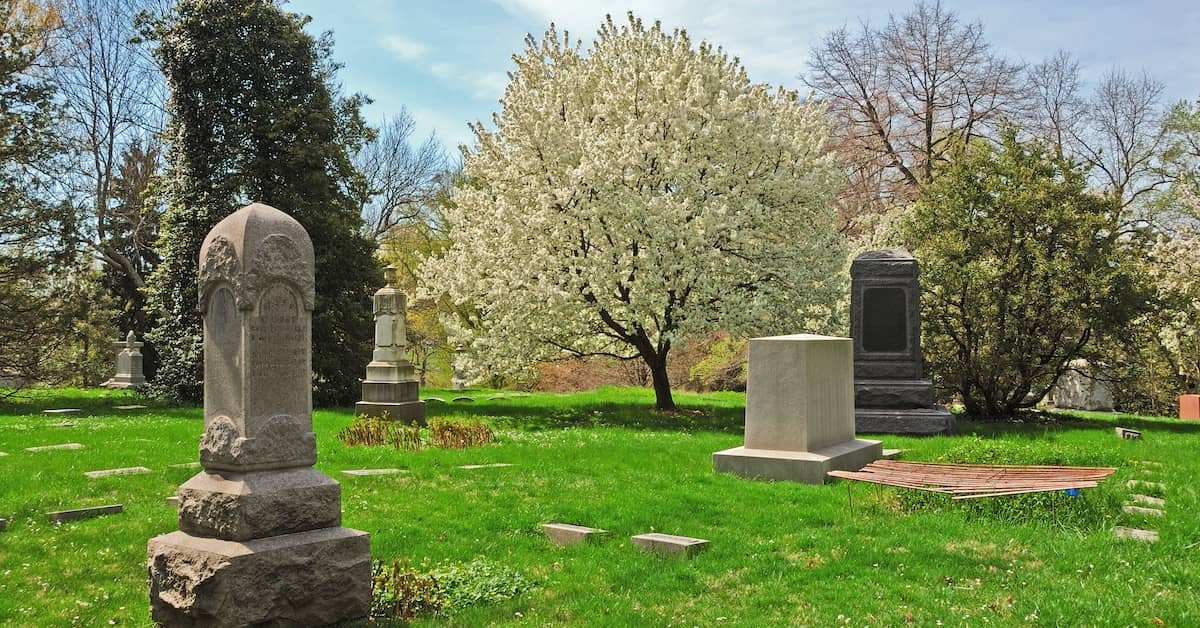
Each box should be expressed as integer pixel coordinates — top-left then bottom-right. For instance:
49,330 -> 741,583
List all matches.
850,249 -> 955,435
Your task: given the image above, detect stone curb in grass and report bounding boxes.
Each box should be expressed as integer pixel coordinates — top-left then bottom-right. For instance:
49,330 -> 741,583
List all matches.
85,466 -> 151,479
24,443 -> 84,452
47,504 -> 123,524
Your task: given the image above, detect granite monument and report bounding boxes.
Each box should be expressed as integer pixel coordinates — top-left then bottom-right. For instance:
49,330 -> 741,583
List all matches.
104,331 -> 147,389
355,266 -> 426,423
147,203 -> 371,626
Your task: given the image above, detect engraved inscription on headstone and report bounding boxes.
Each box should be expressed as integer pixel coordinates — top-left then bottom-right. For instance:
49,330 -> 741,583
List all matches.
861,287 -> 907,353
247,282 -> 308,423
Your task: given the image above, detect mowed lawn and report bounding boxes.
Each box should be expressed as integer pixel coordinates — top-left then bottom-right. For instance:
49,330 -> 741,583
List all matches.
1,387 -> 1198,626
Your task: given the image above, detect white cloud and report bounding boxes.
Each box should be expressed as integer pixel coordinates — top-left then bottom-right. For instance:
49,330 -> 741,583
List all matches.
380,34 -> 430,61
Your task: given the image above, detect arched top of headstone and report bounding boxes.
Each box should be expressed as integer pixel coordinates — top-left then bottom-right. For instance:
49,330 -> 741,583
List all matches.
198,203 -> 316,312
851,248 -> 918,278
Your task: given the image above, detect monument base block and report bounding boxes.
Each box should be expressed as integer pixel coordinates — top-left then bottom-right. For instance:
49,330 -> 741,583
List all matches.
148,527 -> 371,627
104,376 -> 146,390
355,400 -> 426,424
855,407 -> 955,435
713,438 -> 882,484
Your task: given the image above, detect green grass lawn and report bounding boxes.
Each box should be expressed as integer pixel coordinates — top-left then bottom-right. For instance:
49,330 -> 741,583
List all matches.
1,387 -> 1198,626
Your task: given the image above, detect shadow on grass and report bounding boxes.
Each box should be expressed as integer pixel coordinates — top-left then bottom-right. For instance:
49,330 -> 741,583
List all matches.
959,409 -> 1200,438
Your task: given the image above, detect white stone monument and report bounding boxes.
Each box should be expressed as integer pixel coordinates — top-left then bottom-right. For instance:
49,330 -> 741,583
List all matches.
104,331 -> 147,389
713,334 -> 881,484
147,203 -> 371,625
355,266 -> 425,423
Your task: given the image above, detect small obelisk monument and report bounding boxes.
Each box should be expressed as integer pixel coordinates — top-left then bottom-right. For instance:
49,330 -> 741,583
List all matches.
104,331 -> 147,389
147,203 -> 371,625
355,266 -> 426,423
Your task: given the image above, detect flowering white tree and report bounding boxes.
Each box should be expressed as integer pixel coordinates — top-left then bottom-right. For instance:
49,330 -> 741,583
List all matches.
422,14 -> 846,410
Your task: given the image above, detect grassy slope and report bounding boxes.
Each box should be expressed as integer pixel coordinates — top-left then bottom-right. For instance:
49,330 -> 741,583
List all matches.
0,387 -> 1197,626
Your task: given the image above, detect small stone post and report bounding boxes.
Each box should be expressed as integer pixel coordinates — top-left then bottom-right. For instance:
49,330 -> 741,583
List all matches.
147,203 -> 371,626
355,266 -> 425,423
104,331 -> 147,389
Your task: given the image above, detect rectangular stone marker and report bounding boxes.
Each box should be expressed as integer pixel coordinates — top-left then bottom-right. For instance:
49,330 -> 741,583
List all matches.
25,443 -> 84,452
166,496 -> 180,509
1122,505 -> 1164,518
148,203 -> 370,626
1114,527 -> 1158,543
43,408 -> 81,414
631,533 -> 710,558
1127,480 -> 1165,492
169,462 -> 202,469
459,463 -> 513,470
714,335 -> 882,484
882,448 -> 904,459
104,331 -> 147,389
114,405 -> 148,410
543,523 -> 606,546
1131,494 -> 1165,508
341,468 -> 406,477
1115,427 -> 1142,440
85,466 -> 151,479
48,504 -> 123,523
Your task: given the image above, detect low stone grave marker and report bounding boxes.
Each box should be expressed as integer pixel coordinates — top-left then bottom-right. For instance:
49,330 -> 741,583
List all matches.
114,405 -> 148,410
43,408 -> 81,415
1114,526 -> 1158,543
1122,505 -> 1164,518
631,532 -> 709,558
543,523 -> 606,546
452,397 -> 474,403
881,448 -> 904,459
47,504 -> 123,524
1115,427 -> 1142,440
1127,480 -> 1165,492
51,422 -> 76,428
166,496 -> 180,509
168,462 -> 201,469
425,397 -> 446,404
0,451 -> 8,456
458,463 -> 513,470
1131,494 -> 1165,508
341,468 -> 406,477
25,443 -> 84,452
84,466 -> 151,479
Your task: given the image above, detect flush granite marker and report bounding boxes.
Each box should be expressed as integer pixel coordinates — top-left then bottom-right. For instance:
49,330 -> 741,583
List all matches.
147,203 -> 370,626
713,334 -> 881,484
354,266 -> 425,424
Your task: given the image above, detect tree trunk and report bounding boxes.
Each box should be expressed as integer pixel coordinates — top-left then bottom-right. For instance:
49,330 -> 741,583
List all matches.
646,353 -> 675,411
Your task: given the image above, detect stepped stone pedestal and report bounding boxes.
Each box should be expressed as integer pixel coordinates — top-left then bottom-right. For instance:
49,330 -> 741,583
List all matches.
148,203 -> 370,626
850,250 -> 955,435
713,334 -> 881,484
104,331 -> 147,389
355,266 -> 425,424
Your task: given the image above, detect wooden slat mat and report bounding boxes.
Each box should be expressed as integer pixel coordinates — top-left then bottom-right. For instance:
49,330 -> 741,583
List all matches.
827,460 -> 1116,500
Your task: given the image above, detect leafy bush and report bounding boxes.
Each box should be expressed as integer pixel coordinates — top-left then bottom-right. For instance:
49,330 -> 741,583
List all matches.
432,559 -> 535,614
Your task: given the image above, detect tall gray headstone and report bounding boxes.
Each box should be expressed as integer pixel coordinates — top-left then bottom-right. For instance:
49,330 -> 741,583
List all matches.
104,331 -> 147,389
147,203 -> 371,626
355,266 -> 425,423
850,250 -> 955,435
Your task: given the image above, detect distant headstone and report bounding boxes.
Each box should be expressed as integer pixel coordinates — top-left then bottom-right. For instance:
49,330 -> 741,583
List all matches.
713,334 -> 882,484
355,266 -> 426,424
850,250 -> 955,435
104,331 -> 147,389
147,203 -> 370,626
48,504 -> 123,523
1044,359 -> 1114,411
543,523 -> 607,546
451,347 -> 468,391
1116,427 -> 1143,440
114,405 -> 148,410
85,466 -> 151,479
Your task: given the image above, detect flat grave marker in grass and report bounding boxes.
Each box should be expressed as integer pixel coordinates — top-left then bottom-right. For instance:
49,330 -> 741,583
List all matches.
47,504 -> 123,524
169,462 -> 201,469
342,468 -> 407,477
0,451 -> 7,456
631,532 -> 710,558
1131,494 -> 1165,508
1114,526 -> 1159,543
452,396 -> 475,403
43,408 -> 81,414
1122,505 -> 1164,518
1127,479 -> 1166,492
114,404 -> 148,410
543,523 -> 607,546
1115,427 -> 1142,440
458,463 -> 513,470
84,466 -> 152,479
25,443 -> 84,452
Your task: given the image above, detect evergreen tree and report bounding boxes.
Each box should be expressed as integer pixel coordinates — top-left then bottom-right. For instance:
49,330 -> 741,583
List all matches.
144,0 -> 378,405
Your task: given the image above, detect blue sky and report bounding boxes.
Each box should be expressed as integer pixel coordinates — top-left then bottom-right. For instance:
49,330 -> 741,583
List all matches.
286,0 -> 1200,152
